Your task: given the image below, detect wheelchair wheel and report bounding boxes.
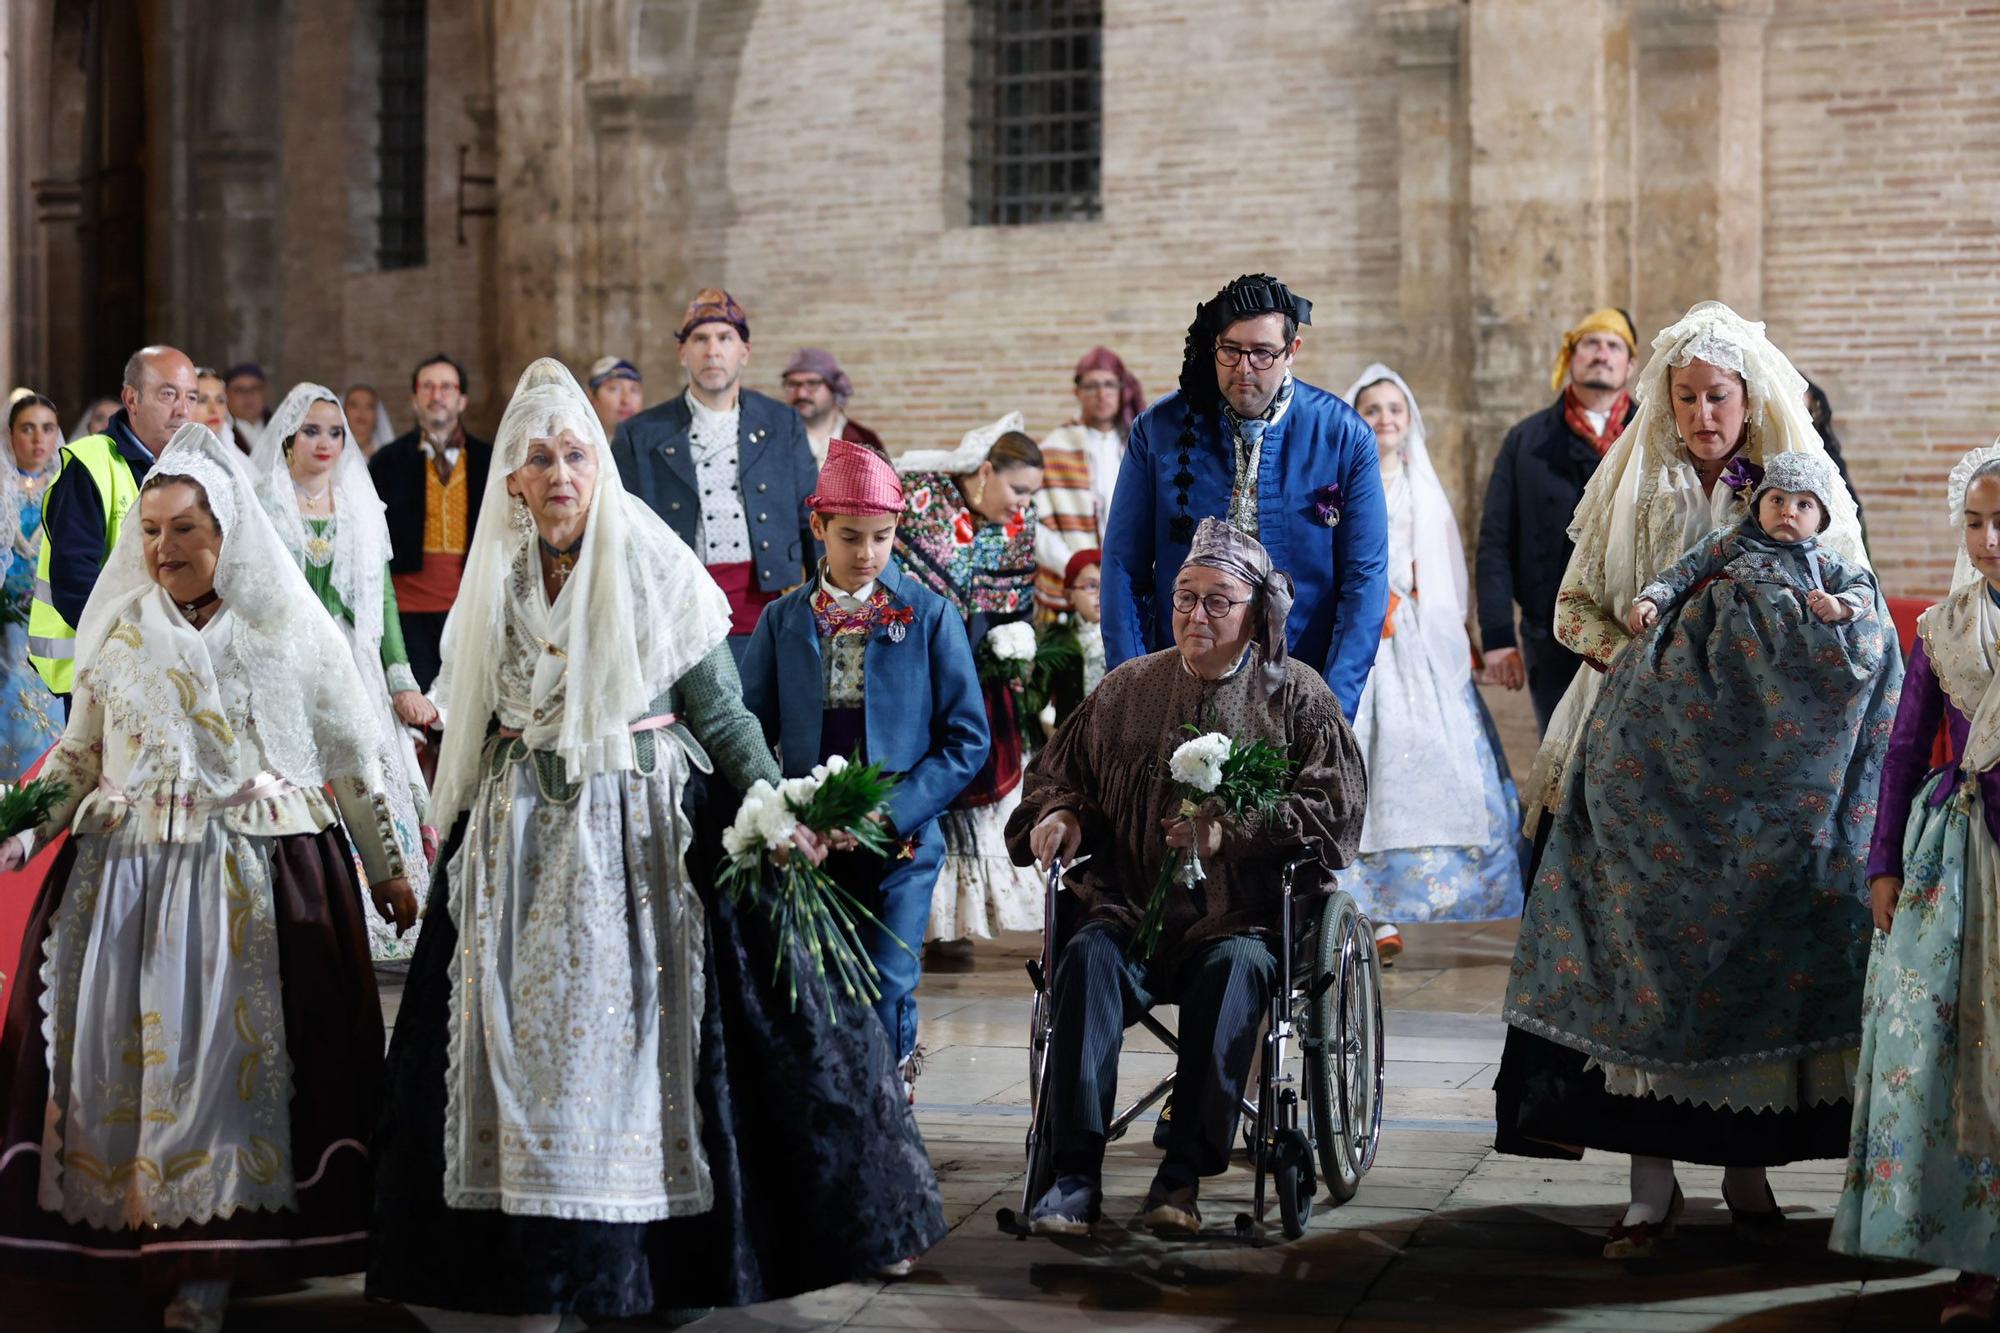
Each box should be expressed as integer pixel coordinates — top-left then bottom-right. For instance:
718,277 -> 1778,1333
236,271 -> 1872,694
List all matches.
1304,891 -> 1384,1204
1273,1127 -> 1315,1240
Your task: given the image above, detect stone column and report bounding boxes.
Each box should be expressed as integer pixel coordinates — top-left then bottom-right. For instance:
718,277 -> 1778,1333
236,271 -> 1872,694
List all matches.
492,0 -> 584,380
1381,0 -> 1473,510
583,73 -> 695,386
1629,0 -> 1773,332
1463,0 -> 1619,460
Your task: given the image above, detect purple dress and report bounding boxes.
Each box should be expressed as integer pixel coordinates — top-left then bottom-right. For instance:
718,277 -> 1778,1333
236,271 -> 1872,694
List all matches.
1867,636 -> 2000,877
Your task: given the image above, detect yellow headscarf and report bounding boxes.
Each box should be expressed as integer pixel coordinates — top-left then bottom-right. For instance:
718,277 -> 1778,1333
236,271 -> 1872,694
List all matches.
1550,307 -> 1638,392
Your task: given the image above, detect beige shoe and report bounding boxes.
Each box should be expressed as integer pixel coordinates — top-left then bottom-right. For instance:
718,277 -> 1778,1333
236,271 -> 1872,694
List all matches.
1138,1183 -> 1202,1236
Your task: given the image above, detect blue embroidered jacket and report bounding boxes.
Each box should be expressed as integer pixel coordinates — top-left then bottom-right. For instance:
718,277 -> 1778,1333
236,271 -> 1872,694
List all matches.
739,559 -> 990,837
1101,379 -> 1390,719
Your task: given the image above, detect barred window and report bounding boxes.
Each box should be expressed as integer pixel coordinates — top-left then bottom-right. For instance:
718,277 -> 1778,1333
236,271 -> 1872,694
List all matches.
969,0 -> 1103,227
377,0 -> 427,270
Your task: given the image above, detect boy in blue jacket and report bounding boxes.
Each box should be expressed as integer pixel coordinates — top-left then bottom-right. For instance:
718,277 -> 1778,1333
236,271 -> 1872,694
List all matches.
740,439 -> 989,1092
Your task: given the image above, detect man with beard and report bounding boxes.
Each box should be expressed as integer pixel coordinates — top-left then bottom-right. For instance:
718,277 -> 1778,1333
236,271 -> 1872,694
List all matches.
368,352 -> 493,690
1475,308 -> 1637,732
613,287 -> 818,658
224,361 -> 272,453
783,347 -> 884,465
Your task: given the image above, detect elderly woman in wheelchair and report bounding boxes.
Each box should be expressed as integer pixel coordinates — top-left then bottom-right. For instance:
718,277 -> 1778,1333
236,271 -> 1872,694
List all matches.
1005,519 -> 1372,1239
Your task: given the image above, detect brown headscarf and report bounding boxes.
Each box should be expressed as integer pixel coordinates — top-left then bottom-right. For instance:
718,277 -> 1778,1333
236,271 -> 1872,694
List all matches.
1179,516 -> 1294,699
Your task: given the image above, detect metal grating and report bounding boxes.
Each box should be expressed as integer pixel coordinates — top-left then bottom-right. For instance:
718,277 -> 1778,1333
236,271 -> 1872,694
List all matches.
377,0 -> 428,270
969,0 -> 1103,227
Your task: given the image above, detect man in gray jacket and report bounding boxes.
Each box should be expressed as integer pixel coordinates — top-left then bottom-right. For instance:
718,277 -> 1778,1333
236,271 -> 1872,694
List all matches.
611,286 -> 819,661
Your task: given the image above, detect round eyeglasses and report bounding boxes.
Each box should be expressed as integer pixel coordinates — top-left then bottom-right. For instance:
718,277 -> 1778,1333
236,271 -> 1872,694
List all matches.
1214,342 -> 1284,371
1171,589 -> 1252,618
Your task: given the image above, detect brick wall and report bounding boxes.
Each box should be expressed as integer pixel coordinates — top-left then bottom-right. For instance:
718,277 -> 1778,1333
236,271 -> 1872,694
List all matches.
684,0 -> 1405,461
1763,0 -> 2000,600
241,0 -> 1999,606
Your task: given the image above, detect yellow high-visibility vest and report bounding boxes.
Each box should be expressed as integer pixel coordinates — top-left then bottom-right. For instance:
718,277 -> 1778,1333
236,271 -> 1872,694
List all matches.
27,435 -> 139,695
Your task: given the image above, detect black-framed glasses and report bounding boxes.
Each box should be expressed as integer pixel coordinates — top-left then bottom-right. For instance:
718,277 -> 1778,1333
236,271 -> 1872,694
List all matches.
1214,342 -> 1284,371
1171,589 -> 1252,618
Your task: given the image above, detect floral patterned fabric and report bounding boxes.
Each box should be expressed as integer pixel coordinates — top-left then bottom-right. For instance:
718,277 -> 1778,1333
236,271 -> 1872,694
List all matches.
1337,682 -> 1524,924
1831,769 -> 2000,1273
894,471 -> 1037,620
895,470 -> 1042,939
1505,542 -> 1900,1075
0,479 -> 59,777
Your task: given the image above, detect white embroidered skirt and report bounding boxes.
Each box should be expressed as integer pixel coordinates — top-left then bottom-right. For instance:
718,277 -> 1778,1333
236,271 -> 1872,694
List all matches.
443,747 -> 709,1223
38,824 -> 297,1230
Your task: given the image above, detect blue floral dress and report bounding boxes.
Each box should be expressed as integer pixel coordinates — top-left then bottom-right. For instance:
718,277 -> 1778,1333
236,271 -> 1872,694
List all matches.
0,476 -> 61,777
1831,607 -> 2000,1275
1505,520 -> 1898,1130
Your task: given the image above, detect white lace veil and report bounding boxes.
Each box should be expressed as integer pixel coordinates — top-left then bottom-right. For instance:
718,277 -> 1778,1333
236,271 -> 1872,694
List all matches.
1563,300 -> 1869,628
1948,440 -> 2000,592
1343,364 -> 1470,692
429,358 -> 734,830
71,423 -> 421,845
0,432 -> 27,560
251,384 -> 389,655
895,411 -> 1028,475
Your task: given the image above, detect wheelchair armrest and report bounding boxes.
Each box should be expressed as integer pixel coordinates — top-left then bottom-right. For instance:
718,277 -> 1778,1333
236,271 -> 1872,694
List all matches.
1280,840 -> 1324,897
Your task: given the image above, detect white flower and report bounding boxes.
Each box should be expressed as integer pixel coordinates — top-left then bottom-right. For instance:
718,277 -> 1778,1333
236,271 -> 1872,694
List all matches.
985,621 -> 1037,663
823,753 -> 847,775
1169,732 -> 1232,794
733,780 -> 799,852
1039,703 -> 1057,729
779,775 -> 818,810
752,800 -> 798,851
722,824 -> 749,858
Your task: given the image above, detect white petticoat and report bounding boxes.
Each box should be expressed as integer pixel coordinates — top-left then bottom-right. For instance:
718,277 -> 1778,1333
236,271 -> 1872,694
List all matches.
928,785 -> 1044,942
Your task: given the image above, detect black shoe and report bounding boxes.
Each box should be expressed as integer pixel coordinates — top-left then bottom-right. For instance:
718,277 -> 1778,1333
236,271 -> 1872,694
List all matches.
1724,1178 -> 1785,1248
1151,1092 -> 1173,1148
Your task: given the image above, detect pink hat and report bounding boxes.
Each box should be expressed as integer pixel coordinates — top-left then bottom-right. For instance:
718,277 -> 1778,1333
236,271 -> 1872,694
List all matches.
808,438 -> 904,516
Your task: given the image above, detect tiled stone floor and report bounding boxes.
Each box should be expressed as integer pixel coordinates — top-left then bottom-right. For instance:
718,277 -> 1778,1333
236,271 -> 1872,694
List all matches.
3,915 -> 1961,1330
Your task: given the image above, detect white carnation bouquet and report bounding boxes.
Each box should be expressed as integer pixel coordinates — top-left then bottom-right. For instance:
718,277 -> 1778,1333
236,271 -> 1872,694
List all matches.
1131,726 -> 1294,961
719,753 -> 910,1012
977,620 -> 1039,686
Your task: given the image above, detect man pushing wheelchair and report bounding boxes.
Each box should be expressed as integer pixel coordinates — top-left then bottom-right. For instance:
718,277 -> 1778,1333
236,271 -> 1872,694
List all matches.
1007,518 -> 1368,1237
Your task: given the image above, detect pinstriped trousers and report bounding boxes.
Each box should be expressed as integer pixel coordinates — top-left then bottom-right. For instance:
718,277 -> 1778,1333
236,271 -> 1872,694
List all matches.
1045,923 -> 1276,1186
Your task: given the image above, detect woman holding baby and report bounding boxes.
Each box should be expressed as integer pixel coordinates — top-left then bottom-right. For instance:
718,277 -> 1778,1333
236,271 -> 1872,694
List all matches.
1492,301 -> 1898,1260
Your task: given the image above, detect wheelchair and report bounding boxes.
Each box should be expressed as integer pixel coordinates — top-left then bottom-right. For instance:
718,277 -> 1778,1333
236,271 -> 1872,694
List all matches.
996,844 -> 1386,1242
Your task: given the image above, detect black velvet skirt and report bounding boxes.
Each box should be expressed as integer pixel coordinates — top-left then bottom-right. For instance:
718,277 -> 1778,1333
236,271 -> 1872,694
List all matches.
365,809 -> 947,1318
1492,813 -> 1853,1166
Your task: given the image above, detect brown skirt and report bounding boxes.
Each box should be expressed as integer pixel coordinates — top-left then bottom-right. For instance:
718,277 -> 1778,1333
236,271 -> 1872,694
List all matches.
0,826 -> 384,1285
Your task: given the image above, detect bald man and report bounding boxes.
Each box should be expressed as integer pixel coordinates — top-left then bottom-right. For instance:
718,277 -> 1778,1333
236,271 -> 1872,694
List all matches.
29,345 -> 194,700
